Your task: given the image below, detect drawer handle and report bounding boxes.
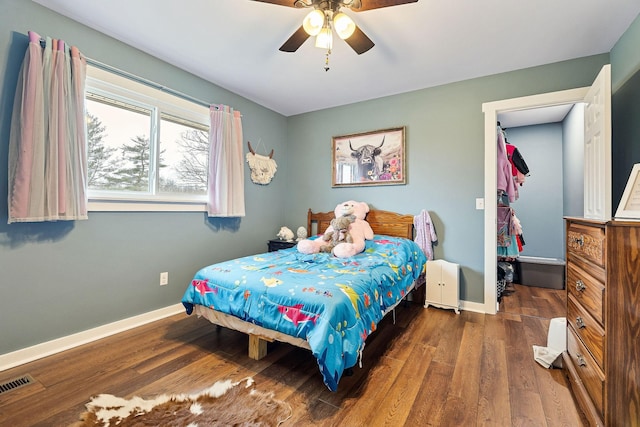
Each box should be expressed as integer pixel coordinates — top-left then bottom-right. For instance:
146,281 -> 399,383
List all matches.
575,317 -> 585,329
575,280 -> 587,292
576,353 -> 587,367
572,235 -> 584,246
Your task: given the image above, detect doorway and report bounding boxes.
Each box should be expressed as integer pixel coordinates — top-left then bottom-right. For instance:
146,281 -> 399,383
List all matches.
481,64 -> 612,314
498,104 -> 584,256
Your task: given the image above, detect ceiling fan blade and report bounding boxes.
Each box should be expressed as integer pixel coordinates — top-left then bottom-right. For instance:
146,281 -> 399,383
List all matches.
251,0 -> 298,7
344,25 -> 374,54
279,26 -> 310,52
354,0 -> 419,12
252,0 -> 420,10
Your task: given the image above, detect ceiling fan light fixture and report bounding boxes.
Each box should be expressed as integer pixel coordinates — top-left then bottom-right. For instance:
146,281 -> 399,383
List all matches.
302,9 -> 325,36
333,12 -> 356,39
315,26 -> 333,49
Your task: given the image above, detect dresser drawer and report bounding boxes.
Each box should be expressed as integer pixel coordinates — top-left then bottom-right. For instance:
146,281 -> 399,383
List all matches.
566,262 -> 605,325
567,294 -> 604,368
567,328 -> 604,417
566,222 -> 605,268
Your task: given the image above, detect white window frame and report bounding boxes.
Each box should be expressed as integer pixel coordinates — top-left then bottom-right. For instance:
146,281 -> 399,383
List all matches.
86,65 -> 210,212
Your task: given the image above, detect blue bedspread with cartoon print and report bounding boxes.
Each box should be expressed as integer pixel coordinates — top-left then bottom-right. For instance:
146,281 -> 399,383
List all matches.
181,235 -> 426,391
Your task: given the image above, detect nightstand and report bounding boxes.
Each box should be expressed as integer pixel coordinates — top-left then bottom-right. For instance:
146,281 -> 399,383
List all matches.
267,239 -> 296,252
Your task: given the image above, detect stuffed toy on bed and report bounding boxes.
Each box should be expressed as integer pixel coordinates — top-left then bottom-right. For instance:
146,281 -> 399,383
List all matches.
298,200 -> 374,258
319,215 -> 354,253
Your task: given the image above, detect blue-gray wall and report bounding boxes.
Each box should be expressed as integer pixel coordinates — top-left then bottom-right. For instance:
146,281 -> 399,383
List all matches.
502,124 -> 565,259
283,57 -> 609,304
0,0 -> 289,354
611,13 -> 640,207
1,0 -> 639,357
611,13 -> 640,92
562,103 -> 585,217
612,67 -> 640,207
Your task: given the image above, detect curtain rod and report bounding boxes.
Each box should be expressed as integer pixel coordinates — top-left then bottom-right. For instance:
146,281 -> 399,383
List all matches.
38,38 -> 213,109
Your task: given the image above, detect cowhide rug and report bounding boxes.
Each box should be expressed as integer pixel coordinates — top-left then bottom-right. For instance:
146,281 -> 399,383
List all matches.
72,377 -> 292,427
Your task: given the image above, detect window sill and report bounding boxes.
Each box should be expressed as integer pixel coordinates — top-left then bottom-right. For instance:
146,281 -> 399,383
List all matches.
88,200 -> 207,212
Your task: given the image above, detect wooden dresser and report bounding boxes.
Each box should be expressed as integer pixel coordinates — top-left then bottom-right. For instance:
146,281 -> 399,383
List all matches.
563,217 -> 640,427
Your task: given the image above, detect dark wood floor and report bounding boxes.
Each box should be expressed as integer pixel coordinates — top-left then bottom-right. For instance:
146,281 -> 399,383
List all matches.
0,284 -> 587,426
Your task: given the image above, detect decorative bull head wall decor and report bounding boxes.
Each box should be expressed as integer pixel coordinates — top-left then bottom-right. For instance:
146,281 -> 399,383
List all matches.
246,140 -> 277,185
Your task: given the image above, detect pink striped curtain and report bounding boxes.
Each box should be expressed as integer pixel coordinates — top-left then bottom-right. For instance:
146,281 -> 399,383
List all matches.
8,31 -> 88,223
207,104 -> 245,217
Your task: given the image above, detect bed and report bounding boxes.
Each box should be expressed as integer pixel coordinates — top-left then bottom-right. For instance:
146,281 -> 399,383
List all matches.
181,208 -> 427,391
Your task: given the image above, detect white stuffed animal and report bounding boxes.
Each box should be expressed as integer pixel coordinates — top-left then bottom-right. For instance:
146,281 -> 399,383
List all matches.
276,226 -> 295,242
296,226 -> 308,242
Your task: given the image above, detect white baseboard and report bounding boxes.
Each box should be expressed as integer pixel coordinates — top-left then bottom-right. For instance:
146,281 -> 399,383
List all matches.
0,304 -> 185,372
0,299 -> 491,372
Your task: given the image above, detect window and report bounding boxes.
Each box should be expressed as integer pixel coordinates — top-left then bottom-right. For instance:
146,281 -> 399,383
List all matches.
85,66 -> 210,211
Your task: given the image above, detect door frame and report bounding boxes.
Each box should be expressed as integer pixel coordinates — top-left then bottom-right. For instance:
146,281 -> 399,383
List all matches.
481,87 -> 589,314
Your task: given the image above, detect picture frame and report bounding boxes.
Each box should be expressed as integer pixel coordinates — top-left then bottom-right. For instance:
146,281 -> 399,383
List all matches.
615,163 -> 640,220
332,126 -> 406,187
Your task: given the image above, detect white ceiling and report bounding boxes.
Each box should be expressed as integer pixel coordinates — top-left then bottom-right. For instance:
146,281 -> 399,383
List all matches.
498,104 -> 576,128
32,0 -> 640,117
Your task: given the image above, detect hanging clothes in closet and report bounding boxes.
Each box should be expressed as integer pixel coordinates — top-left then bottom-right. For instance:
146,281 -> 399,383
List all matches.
497,125 -> 518,202
497,196 -> 525,299
504,134 -> 530,187
497,124 -> 528,256
497,202 -> 524,259
496,123 -> 528,299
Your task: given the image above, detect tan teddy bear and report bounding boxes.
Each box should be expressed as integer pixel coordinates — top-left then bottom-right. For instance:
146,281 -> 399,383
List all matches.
319,215 -> 354,254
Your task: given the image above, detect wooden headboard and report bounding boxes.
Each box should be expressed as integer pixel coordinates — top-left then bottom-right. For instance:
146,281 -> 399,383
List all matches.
306,208 -> 415,240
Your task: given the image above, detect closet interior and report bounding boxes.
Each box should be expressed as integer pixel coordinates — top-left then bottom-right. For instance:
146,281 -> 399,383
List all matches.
496,122 -> 529,300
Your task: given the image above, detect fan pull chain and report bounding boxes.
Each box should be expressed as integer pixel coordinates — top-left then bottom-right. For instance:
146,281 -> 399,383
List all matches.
324,49 -> 331,72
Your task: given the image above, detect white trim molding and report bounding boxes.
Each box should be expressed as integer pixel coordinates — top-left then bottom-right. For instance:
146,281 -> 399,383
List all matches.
0,304 -> 184,372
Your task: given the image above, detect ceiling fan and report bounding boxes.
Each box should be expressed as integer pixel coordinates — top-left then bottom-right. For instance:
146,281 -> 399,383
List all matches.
253,1 -> 419,55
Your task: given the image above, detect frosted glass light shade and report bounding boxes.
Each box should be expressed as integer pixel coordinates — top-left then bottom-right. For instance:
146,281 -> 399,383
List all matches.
303,9 -> 325,36
315,27 -> 333,49
333,12 -> 356,39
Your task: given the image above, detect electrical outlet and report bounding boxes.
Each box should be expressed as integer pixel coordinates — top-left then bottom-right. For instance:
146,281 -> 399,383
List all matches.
160,272 -> 169,286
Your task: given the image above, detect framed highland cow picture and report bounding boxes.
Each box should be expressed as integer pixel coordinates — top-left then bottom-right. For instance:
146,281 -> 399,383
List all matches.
332,126 -> 406,187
